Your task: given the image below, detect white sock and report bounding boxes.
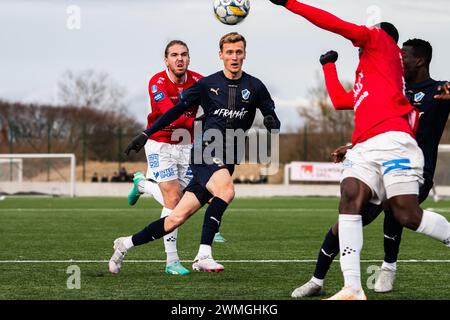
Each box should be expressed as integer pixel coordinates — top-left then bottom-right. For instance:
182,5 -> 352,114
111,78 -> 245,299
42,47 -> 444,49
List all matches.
416,210 -> 450,245
310,276 -> 324,287
123,236 -> 134,250
338,214 -> 363,291
138,179 -> 165,206
197,244 -> 212,259
381,261 -> 397,272
161,207 -> 179,264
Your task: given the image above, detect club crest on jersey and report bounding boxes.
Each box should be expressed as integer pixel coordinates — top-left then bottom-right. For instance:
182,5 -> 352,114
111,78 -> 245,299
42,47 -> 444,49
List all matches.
241,89 -> 251,100
414,92 -> 425,102
154,91 -> 165,102
151,85 -> 158,93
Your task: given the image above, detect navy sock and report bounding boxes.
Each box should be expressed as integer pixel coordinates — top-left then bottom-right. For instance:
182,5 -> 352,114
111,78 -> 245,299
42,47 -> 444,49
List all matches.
313,228 -> 340,280
383,209 -> 403,263
201,197 -> 228,245
132,217 -> 167,246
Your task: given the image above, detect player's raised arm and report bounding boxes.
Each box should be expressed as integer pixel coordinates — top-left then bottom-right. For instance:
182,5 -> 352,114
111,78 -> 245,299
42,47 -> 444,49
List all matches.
269,0 -> 369,47
320,51 -> 354,110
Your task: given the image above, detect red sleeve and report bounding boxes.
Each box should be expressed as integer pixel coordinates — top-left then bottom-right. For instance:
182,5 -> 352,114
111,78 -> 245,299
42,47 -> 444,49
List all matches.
285,0 -> 370,47
322,63 -> 354,110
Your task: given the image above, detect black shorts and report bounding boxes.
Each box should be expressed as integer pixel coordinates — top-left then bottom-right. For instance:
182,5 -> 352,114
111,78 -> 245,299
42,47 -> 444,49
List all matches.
184,162 -> 235,206
361,178 -> 434,226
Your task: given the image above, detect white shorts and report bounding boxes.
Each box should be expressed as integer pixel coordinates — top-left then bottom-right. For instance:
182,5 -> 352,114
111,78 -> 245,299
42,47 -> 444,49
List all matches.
342,131 -> 424,204
144,139 -> 193,189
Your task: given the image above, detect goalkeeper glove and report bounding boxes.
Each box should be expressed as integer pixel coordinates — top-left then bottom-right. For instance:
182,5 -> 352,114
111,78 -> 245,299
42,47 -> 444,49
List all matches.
269,0 -> 288,6
320,50 -> 338,66
124,133 -> 148,156
263,115 -> 280,131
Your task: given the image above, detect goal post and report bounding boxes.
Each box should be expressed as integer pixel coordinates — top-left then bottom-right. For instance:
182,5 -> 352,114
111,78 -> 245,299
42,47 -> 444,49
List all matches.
0,153 -> 76,198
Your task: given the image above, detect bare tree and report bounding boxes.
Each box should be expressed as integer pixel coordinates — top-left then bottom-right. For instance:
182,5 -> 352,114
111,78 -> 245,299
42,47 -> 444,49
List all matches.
294,72 -> 354,161
57,69 -> 126,113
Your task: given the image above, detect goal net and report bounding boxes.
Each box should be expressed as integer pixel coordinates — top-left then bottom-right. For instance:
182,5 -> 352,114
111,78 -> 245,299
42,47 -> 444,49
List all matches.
0,154 -> 76,197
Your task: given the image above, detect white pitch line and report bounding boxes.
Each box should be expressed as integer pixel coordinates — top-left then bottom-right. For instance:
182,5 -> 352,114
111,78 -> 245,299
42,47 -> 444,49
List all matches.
1,259 -> 450,263
0,208 -> 336,212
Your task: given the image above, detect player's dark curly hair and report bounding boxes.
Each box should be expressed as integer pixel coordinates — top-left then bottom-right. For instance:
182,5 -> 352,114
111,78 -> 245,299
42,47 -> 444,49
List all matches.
403,38 -> 433,66
164,40 -> 189,58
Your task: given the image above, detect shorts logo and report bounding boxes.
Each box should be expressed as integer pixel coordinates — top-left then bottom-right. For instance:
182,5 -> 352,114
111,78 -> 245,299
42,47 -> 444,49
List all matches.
149,154 -> 159,168
151,85 -> 158,93
414,92 -> 425,103
154,168 -> 175,180
382,158 -> 411,175
154,91 -> 165,102
241,89 -> 250,100
186,167 -> 193,177
343,159 -> 353,168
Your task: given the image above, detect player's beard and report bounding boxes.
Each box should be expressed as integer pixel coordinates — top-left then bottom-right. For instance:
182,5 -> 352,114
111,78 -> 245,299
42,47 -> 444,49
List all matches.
170,65 -> 187,79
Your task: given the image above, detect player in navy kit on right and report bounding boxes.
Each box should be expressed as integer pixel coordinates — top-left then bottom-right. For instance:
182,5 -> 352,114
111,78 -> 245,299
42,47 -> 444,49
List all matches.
292,38 -> 450,298
109,32 -> 280,273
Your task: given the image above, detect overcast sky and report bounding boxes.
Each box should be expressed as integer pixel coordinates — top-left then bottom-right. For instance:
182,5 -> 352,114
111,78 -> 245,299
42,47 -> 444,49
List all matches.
1,0 -> 449,132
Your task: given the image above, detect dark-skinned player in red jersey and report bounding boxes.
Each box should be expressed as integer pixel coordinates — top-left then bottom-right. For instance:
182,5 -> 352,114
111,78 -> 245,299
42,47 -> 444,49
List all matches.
269,0 -> 450,300
291,39 -> 450,298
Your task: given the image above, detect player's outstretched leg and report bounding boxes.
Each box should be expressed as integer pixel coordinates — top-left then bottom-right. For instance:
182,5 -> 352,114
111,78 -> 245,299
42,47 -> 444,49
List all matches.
292,227 -> 338,298
160,208 -> 189,275
374,209 -> 403,293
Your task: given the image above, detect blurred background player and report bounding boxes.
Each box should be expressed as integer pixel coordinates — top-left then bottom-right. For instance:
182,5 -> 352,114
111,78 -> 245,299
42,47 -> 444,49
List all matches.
269,0 -> 450,300
292,39 -> 450,298
110,32 -> 280,274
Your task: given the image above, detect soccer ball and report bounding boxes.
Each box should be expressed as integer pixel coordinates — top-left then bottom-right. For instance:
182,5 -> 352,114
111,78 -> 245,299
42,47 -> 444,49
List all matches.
213,0 -> 250,25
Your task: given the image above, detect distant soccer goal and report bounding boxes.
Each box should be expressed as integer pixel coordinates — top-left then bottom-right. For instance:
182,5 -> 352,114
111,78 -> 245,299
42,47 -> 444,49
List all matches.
0,154 -> 76,197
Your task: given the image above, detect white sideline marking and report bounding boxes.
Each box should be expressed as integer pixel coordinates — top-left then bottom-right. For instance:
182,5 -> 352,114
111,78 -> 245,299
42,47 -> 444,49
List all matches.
1,259 -> 450,263
0,208 -> 336,212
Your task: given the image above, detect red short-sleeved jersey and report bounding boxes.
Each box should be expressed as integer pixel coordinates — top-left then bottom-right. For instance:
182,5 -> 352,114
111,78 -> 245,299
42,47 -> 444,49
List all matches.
147,69 -> 202,144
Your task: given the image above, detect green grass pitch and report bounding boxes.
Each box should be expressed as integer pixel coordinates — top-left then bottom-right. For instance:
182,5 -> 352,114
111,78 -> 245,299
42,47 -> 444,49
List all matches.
0,196 -> 449,300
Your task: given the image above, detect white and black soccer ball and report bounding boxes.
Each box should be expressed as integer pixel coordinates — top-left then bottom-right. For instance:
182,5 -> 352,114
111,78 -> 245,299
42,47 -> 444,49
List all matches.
213,0 -> 250,25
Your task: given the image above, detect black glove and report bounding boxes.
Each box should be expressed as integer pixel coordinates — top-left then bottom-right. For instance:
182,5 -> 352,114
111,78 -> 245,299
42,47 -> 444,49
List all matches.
320,50 -> 338,66
269,0 -> 288,6
124,133 -> 148,156
263,115 -> 280,131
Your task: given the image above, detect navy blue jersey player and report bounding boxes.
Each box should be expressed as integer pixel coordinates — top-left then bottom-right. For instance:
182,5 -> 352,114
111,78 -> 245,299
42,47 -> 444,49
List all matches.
291,38 -> 450,298
109,32 -> 280,274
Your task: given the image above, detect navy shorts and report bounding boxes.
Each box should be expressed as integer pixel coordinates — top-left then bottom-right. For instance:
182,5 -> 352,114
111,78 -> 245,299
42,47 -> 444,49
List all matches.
184,162 -> 235,206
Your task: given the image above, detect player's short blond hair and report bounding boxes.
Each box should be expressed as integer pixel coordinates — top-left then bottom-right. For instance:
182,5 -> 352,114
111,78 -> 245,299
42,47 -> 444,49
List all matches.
219,32 -> 246,51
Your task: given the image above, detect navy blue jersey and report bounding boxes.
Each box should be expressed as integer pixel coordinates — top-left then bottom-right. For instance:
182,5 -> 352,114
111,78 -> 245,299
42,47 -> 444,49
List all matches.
406,78 -> 450,182
143,70 -> 280,164
181,71 -> 278,134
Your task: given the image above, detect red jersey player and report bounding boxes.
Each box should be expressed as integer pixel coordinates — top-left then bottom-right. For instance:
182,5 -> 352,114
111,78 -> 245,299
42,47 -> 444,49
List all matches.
269,0 -> 450,300
113,40 -> 202,276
